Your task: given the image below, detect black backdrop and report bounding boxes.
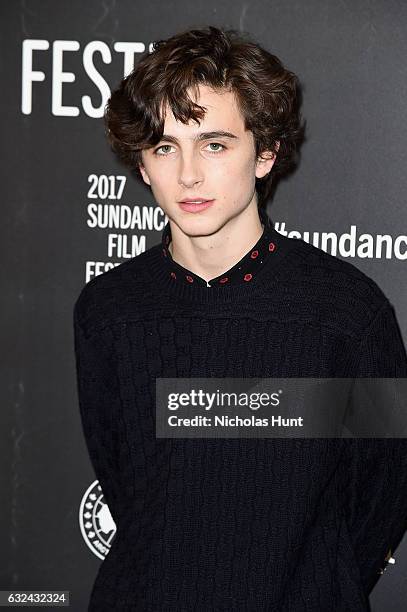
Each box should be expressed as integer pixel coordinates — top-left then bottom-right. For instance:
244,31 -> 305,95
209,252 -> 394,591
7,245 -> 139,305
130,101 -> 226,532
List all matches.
2,1 -> 407,609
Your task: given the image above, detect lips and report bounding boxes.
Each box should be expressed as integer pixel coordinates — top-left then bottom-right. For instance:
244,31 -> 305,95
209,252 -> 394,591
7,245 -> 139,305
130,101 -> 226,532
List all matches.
178,199 -> 215,213
178,199 -> 212,203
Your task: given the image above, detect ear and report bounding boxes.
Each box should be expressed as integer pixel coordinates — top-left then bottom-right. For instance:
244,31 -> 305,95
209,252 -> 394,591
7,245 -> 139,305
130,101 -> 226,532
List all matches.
138,155 -> 151,186
255,140 -> 280,179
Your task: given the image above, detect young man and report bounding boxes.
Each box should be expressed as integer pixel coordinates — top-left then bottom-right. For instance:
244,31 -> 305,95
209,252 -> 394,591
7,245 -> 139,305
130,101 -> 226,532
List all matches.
74,26 -> 407,610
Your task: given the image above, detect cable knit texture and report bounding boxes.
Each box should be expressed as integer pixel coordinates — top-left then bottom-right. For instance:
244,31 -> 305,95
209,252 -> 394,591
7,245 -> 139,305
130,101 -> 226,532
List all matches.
73,223 -> 407,611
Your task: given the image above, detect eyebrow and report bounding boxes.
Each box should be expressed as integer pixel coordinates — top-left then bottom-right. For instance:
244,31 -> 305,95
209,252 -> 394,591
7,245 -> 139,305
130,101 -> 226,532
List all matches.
158,130 -> 239,144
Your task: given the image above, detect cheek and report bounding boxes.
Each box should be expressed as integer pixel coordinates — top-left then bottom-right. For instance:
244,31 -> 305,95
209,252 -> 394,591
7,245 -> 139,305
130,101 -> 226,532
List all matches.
148,165 -> 175,193
148,167 -> 181,210
214,156 -> 255,190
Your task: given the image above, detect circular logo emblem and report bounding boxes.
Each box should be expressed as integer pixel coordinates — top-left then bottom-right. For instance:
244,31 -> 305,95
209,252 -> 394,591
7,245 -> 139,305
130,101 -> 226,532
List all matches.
79,480 -> 116,560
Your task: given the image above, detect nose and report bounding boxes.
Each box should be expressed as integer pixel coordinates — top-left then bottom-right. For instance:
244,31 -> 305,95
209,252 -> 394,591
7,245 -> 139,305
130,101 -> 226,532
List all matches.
178,150 -> 204,188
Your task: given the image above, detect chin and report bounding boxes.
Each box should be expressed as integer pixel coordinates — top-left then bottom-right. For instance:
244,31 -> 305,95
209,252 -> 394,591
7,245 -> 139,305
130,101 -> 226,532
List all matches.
176,215 -> 225,238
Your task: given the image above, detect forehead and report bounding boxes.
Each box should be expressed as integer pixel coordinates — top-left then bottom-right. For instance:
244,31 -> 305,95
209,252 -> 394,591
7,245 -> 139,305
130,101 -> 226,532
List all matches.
161,84 -> 246,133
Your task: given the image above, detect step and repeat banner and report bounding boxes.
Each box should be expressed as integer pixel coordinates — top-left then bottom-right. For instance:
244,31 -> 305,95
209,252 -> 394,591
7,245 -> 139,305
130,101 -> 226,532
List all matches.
3,1 -> 407,610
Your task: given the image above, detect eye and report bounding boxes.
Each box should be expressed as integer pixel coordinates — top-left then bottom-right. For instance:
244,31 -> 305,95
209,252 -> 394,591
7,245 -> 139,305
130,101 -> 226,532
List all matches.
206,142 -> 226,153
153,144 -> 174,156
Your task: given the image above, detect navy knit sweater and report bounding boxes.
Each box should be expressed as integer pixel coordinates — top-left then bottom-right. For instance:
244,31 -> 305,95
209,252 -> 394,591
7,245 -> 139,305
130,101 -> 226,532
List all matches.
73,210 -> 407,611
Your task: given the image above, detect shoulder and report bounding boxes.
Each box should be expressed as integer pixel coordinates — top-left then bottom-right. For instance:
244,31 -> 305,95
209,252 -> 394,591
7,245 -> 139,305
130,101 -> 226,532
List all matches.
73,243 -> 161,333
274,233 -> 391,339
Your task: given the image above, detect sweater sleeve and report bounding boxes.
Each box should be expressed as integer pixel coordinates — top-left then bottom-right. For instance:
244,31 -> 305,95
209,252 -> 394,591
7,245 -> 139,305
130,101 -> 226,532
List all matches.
344,299 -> 407,595
73,300 -> 122,525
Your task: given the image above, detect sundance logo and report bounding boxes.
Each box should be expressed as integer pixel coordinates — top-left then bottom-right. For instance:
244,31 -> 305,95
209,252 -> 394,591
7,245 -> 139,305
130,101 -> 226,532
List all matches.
79,480 -> 116,560
274,222 -> 407,260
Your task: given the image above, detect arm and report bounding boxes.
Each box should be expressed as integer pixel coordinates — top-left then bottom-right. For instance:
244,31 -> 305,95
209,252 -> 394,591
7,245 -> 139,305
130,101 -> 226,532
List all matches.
73,300 -> 122,525
343,299 -> 407,595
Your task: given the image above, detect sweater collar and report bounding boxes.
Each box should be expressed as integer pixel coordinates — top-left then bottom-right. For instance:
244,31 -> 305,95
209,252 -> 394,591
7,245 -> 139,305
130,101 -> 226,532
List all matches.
160,206 -> 278,288
143,206 -> 297,304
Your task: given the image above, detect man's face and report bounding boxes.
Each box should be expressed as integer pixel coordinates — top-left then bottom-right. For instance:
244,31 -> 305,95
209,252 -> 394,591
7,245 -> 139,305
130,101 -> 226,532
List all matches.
139,84 -> 277,237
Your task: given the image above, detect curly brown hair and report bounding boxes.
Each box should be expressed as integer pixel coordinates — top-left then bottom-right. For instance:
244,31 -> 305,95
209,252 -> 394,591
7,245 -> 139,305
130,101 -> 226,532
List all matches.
104,25 -> 306,207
